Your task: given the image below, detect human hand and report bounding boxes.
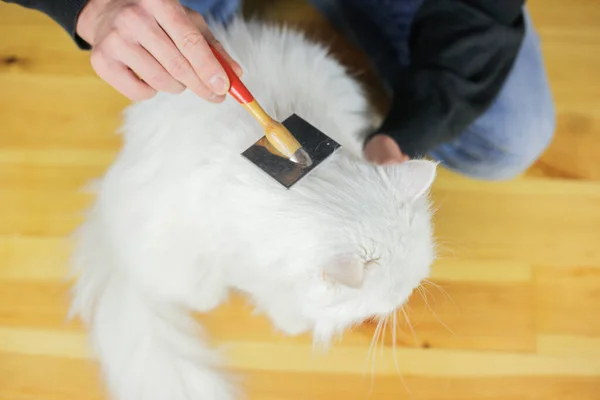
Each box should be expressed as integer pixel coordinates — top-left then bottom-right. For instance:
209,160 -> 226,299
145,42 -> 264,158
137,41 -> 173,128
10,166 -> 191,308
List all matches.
76,0 -> 242,102
364,134 -> 410,165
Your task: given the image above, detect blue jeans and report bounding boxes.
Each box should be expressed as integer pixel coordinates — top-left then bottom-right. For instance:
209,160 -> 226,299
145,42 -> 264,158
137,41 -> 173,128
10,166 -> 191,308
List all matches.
180,0 -> 241,25
184,0 -> 556,181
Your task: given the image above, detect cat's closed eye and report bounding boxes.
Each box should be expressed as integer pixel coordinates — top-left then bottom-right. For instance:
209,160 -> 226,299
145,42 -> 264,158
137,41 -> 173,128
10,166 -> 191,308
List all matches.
364,258 -> 380,270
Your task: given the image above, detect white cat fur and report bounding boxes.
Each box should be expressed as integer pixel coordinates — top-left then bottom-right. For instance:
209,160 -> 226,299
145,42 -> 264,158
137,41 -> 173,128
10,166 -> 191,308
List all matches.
69,17 -> 438,400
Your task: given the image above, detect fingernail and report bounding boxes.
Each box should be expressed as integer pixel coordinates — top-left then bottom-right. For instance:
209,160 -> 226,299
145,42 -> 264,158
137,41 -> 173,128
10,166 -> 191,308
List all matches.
209,75 -> 228,95
234,64 -> 243,77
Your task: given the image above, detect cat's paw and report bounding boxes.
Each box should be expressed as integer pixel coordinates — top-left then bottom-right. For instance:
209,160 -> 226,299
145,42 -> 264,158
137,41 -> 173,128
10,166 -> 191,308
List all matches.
268,308 -> 312,336
107,361 -> 241,400
195,373 -> 242,400
189,283 -> 229,313
176,374 -> 241,400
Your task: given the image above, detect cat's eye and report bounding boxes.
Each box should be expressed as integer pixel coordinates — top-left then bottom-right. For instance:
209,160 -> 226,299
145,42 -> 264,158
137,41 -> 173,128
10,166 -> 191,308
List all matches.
364,258 -> 380,270
359,245 -> 381,270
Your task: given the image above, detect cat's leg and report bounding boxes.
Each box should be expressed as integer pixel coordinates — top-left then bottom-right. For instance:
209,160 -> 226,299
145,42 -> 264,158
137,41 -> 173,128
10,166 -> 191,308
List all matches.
187,262 -> 230,313
234,277 -> 313,335
71,205 -> 239,400
103,195 -> 230,314
123,244 -> 230,314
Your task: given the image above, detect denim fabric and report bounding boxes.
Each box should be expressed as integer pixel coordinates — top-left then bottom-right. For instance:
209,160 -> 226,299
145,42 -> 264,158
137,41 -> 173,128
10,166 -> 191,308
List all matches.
179,0 -> 240,25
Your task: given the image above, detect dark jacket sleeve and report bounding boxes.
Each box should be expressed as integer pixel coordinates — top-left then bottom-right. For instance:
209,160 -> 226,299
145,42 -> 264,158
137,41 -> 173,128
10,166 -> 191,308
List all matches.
372,0 -> 526,158
3,0 -> 91,49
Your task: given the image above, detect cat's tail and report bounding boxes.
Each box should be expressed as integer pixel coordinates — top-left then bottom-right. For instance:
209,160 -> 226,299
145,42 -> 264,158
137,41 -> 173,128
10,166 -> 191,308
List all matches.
67,208 -> 239,400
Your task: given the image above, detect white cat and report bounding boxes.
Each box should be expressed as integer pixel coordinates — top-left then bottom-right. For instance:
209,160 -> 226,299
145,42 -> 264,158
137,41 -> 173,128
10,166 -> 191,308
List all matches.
68,17 -> 438,400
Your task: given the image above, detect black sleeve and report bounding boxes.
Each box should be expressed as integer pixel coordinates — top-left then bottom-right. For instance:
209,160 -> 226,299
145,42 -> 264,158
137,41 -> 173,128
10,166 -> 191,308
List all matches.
3,0 -> 91,49
371,0 -> 526,158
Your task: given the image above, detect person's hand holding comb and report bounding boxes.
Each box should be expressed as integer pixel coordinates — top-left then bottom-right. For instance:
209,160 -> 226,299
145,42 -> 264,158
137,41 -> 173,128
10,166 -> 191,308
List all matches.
76,0 -> 243,102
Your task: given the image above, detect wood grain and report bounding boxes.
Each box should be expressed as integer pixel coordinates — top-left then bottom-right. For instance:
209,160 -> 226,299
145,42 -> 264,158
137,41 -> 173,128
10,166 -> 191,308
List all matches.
1,0 -> 600,399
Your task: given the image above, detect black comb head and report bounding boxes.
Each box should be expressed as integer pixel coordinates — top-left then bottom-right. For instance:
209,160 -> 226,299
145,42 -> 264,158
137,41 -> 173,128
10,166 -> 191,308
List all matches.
241,114 -> 341,189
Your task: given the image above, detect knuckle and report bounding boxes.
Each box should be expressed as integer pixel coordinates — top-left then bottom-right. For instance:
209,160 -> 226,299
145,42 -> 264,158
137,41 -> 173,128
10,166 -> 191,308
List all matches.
102,31 -> 123,53
117,4 -> 143,22
181,31 -> 205,49
166,54 -> 188,76
148,73 -> 167,88
89,49 -> 107,72
114,4 -> 145,33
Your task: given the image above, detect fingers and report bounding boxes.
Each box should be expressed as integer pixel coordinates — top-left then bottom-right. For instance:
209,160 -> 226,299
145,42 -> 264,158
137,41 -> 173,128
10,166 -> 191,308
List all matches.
82,0 -> 244,102
364,135 -> 409,165
134,12 -> 224,102
150,1 -> 231,96
119,40 -> 186,95
91,48 -> 157,102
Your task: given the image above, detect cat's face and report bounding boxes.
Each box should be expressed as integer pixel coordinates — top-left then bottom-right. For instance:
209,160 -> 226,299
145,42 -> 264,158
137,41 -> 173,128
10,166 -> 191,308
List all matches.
288,158 -> 438,343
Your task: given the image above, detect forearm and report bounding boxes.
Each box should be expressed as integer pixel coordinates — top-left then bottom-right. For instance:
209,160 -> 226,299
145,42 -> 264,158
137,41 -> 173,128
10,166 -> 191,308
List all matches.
374,0 -> 526,158
3,0 -> 91,48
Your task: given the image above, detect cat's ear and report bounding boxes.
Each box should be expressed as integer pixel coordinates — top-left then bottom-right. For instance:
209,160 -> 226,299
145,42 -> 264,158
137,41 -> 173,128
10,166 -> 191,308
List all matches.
323,256 -> 365,289
400,159 -> 437,201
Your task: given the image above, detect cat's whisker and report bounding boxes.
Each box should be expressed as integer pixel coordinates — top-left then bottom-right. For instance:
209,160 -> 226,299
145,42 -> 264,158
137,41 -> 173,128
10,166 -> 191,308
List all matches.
364,324 -> 375,370
434,239 -> 468,258
366,316 -> 385,395
400,305 -> 419,346
423,279 -> 457,311
417,284 -> 438,320
392,313 -> 399,374
375,316 -> 386,363
416,285 -> 427,306
409,286 -> 429,327
368,318 -> 382,356
418,283 -> 437,309
392,312 -> 415,399
417,284 -> 455,336
365,317 -> 382,374
381,314 -> 389,355
433,245 -> 459,259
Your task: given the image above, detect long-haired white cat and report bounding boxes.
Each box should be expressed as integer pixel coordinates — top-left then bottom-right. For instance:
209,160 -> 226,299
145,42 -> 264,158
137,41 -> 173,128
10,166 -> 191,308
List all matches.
69,16 -> 438,400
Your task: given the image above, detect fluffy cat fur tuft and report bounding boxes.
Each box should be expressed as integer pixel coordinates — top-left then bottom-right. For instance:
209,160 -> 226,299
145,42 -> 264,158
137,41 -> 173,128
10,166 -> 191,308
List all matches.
69,17 -> 438,400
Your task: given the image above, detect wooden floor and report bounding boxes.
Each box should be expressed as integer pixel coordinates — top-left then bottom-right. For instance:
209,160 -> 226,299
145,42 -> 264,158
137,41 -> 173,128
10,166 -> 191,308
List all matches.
1,0 -> 600,399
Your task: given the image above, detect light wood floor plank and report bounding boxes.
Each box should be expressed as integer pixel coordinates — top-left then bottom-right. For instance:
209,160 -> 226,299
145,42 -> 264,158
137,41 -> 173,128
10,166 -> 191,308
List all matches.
538,334 -> 600,358
2,328 -> 600,377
